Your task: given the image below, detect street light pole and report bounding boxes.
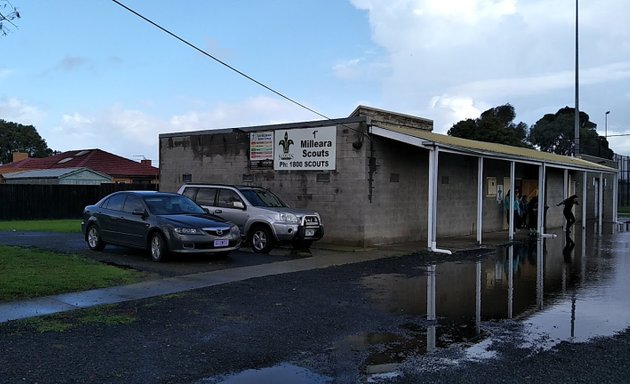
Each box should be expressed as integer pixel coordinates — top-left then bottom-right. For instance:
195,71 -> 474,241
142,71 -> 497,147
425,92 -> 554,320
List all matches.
605,111 -> 610,138
574,0 -> 580,156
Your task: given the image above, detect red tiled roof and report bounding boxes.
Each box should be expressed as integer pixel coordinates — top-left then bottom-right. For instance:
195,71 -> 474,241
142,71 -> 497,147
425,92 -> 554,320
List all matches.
0,149 -> 159,178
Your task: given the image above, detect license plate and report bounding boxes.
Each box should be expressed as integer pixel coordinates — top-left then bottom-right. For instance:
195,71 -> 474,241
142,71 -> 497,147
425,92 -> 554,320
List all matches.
214,239 -> 229,247
305,229 -> 315,237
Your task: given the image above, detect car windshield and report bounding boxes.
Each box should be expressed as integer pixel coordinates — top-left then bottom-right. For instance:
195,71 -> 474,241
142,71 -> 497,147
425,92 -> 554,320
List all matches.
240,189 -> 287,208
143,195 -> 205,215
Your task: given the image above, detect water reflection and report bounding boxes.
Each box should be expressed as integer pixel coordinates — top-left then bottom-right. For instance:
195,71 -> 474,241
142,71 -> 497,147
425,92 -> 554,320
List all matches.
358,224 -> 630,366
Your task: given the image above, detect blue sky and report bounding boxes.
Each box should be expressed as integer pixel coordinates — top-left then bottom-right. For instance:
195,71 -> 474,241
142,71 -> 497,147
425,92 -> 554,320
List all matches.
2,0 -> 630,165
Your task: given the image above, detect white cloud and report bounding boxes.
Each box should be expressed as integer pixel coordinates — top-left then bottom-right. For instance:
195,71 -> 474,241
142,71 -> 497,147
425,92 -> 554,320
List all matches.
169,96 -> 315,132
47,97 -> 317,164
430,95 -> 483,132
0,97 -> 46,126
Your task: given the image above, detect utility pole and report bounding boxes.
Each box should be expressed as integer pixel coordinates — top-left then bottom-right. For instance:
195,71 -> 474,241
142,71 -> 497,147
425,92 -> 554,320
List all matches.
574,0 -> 580,156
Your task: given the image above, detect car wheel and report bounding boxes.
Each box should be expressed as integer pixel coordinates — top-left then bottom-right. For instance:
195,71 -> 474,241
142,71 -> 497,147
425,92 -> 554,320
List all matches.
249,226 -> 273,253
86,225 -> 105,251
149,232 -> 168,262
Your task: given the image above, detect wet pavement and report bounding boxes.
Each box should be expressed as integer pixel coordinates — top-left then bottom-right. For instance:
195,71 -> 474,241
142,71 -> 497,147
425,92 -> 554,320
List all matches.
192,223 -> 630,383
1,222 -> 630,383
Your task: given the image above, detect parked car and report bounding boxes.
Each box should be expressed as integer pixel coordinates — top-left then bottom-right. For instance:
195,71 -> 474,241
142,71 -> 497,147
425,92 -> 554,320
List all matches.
81,191 -> 241,262
177,184 -> 324,253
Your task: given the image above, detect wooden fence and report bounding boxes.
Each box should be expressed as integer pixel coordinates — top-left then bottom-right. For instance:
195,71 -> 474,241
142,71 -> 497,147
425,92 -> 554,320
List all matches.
0,184 -> 158,220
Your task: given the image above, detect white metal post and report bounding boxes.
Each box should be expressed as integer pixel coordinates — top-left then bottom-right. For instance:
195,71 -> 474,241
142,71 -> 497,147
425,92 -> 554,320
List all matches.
477,157 -> 484,245
427,149 -> 434,250
509,162 -> 515,241
538,164 -> 545,236
597,172 -> 604,235
582,171 -> 587,229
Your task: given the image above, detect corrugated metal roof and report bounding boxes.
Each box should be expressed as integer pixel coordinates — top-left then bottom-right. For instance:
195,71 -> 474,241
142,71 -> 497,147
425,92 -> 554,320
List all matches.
371,125 -> 617,173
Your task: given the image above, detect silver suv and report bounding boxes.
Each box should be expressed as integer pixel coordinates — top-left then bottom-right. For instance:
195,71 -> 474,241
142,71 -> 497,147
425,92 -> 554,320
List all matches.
177,184 -> 324,253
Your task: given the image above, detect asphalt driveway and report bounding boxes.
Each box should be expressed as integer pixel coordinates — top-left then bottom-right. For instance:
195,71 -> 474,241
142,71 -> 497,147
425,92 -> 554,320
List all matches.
0,231 -> 306,277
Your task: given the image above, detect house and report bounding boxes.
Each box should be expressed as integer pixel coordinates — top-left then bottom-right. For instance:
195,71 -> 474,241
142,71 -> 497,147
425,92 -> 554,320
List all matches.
0,149 -> 159,185
158,105 -> 616,250
2,167 -> 113,185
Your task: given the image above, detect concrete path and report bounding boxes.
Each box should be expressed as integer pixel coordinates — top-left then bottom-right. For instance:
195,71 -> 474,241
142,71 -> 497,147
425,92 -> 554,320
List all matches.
0,245 -> 417,324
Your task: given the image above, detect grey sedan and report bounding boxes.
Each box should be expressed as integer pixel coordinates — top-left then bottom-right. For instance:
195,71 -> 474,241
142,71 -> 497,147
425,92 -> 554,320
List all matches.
81,191 -> 241,262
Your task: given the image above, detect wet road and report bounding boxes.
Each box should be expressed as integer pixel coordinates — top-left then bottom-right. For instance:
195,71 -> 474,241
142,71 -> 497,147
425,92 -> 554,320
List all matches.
198,223 -> 630,382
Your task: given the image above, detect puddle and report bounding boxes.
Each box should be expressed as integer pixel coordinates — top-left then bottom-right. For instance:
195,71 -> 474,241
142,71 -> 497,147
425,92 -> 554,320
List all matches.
198,363 -> 332,384
200,224 -> 630,382
353,224 -> 630,373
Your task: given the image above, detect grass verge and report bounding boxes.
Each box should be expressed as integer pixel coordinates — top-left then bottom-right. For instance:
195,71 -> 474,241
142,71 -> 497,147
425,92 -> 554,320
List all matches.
0,219 -> 81,233
0,245 -> 149,302
21,306 -> 138,333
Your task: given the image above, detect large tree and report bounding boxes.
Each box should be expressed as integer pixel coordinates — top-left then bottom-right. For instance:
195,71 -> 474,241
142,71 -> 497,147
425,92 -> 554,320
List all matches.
528,107 -> 613,159
447,104 -> 531,148
0,119 -> 53,164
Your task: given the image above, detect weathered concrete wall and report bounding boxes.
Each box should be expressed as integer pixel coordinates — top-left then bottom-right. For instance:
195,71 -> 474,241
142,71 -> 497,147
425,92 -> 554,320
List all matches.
159,122 -> 376,246
364,137 -> 428,245
159,122 -> 617,246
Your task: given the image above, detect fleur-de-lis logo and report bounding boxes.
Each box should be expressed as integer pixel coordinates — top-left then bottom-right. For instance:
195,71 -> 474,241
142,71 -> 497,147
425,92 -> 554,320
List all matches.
278,131 -> 294,154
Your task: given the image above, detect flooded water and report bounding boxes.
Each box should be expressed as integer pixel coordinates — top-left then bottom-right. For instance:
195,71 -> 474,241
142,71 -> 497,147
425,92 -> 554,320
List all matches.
201,223 -> 630,383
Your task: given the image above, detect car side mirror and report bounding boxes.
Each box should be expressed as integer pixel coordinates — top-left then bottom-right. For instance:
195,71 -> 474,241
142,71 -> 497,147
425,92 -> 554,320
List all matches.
233,201 -> 245,210
202,207 -> 210,214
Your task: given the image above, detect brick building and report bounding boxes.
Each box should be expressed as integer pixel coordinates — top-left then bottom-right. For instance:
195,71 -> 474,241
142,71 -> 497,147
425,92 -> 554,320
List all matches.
158,106 -> 616,250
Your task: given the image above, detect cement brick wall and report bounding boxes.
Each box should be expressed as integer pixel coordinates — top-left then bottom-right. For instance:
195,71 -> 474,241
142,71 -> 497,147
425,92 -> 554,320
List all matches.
436,152 -> 479,236
159,122 -> 375,246
364,137 -> 428,244
159,124 -> 617,246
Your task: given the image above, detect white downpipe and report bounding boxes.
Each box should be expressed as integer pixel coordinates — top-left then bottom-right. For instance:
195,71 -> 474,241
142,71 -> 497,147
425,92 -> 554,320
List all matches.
428,147 -> 452,255
537,163 -> 544,236
477,157 -> 484,245
582,171 -> 587,229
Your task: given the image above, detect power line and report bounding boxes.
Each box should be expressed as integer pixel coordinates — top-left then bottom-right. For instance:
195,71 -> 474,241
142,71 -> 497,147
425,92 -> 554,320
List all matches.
111,0 -> 331,121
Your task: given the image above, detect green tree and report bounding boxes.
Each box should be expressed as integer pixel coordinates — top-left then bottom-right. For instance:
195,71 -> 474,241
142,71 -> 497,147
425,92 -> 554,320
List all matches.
447,104 -> 531,148
528,107 -> 613,159
0,119 -> 53,164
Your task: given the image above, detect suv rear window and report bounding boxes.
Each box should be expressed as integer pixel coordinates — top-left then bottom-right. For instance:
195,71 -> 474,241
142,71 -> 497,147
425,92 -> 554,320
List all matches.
196,188 -> 217,206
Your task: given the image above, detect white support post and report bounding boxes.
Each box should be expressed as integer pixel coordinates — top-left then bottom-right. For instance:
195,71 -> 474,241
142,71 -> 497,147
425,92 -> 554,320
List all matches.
563,169 -> 569,232
427,147 -> 451,254
509,162 -> 515,241
582,171 -> 587,229
477,157 -> 484,245
427,149 -> 434,250
597,172 -> 604,236
613,172 -> 618,224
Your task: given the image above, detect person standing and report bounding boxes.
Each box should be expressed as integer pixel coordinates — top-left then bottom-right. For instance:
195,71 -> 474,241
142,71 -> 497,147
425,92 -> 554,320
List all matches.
557,194 -> 579,232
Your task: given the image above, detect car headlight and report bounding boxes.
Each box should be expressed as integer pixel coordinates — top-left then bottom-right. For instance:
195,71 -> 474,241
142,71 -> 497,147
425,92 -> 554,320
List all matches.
230,225 -> 240,237
173,227 -> 203,235
279,213 -> 298,223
